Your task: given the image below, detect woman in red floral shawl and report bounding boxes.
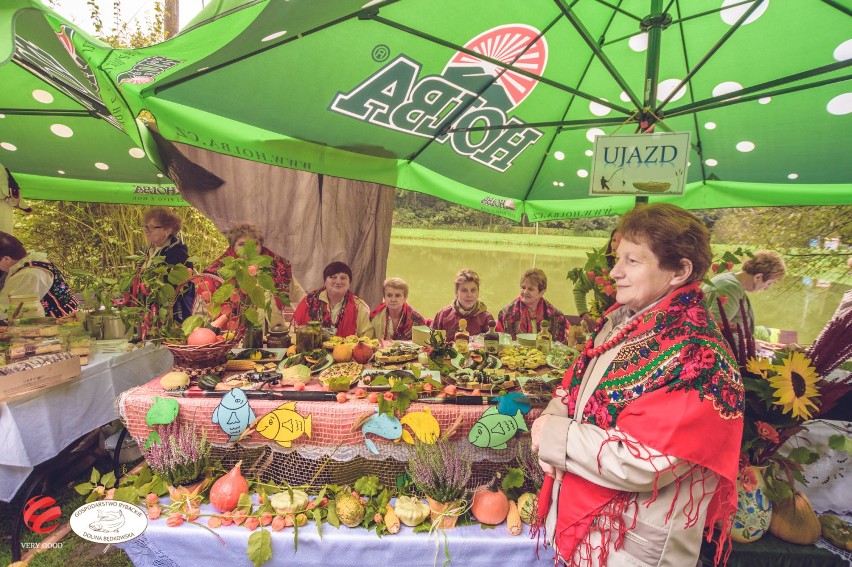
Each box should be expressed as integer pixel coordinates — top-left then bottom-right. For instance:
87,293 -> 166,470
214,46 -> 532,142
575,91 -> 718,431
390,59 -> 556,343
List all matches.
203,223 -> 305,314
370,277 -> 426,340
530,204 -> 743,567
496,268 -> 569,342
292,261 -> 373,338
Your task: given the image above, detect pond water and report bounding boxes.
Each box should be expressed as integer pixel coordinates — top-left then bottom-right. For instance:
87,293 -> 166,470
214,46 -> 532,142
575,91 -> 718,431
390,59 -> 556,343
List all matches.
386,238 -> 849,344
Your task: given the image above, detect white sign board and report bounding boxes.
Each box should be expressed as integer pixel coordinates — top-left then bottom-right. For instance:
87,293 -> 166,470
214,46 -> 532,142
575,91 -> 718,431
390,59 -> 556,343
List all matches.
589,132 -> 690,196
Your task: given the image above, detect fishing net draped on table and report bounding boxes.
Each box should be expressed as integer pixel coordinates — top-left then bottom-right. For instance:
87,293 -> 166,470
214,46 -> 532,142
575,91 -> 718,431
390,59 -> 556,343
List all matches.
118,381 -> 541,489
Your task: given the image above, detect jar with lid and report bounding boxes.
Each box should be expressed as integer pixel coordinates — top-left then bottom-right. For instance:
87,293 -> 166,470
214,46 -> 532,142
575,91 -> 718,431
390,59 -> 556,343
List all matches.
295,321 -> 322,352
8,294 -> 44,320
266,322 -> 291,349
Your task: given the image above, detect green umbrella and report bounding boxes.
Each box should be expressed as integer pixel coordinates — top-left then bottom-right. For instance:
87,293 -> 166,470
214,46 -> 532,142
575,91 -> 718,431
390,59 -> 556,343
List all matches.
0,1 -> 183,205
6,1 -> 852,218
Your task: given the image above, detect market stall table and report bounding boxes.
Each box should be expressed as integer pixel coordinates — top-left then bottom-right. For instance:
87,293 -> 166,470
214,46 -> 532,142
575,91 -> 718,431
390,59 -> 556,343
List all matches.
118,502 -> 552,567
118,371 -> 545,488
0,343 -> 173,501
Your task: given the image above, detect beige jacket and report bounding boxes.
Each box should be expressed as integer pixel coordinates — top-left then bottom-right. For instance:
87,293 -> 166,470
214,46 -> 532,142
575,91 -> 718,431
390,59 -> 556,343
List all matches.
319,290 -> 374,338
538,305 -> 716,567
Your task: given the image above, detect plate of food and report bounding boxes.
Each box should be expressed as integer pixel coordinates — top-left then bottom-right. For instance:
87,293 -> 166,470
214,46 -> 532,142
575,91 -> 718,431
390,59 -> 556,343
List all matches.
546,346 -> 580,370
322,335 -> 381,350
318,362 -> 364,391
229,348 -> 287,363
445,368 -> 518,393
450,349 -> 502,371
279,349 -> 332,374
499,345 -> 547,370
358,368 -> 418,391
373,341 -> 422,364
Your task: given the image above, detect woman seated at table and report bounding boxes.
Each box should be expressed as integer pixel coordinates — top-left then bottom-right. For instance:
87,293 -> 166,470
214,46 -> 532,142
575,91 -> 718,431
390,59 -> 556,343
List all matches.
531,203 -> 743,567
370,277 -> 426,341
292,261 -> 373,338
432,268 -> 493,336
0,231 -> 77,319
204,223 -> 305,314
496,268 -> 568,342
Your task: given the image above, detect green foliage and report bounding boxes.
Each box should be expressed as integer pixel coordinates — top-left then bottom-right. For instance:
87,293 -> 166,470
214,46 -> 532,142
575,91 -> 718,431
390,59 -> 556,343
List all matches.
246,529 -> 272,567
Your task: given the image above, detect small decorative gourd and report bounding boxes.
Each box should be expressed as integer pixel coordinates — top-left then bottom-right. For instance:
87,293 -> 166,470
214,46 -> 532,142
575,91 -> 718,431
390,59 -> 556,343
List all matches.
517,492 -> 537,524
506,500 -> 522,535
160,371 -> 190,390
209,460 -> 249,513
269,490 -> 309,516
384,503 -> 401,534
768,491 -> 821,544
393,495 -> 431,527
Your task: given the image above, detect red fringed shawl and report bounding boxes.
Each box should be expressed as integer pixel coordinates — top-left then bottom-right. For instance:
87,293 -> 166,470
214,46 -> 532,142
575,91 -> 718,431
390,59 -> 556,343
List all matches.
369,302 -> 426,340
293,289 -> 358,337
496,297 -> 569,342
205,246 -> 293,310
535,282 -> 743,567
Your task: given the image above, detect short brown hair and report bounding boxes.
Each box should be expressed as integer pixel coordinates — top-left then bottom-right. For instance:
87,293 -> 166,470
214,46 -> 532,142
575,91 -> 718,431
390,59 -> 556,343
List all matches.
521,268 -> 547,292
0,231 -> 27,260
617,203 -> 711,284
743,250 -> 786,281
383,277 -> 409,297
454,269 -> 480,292
228,223 -> 264,249
143,207 -> 182,236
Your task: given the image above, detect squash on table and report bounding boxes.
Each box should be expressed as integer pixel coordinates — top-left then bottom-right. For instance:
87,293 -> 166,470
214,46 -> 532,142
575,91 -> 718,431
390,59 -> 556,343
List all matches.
768,490 -> 821,544
209,460 -> 249,513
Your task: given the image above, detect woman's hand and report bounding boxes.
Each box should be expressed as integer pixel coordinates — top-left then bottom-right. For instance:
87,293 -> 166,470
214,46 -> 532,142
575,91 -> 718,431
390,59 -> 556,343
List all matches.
530,414 -> 549,453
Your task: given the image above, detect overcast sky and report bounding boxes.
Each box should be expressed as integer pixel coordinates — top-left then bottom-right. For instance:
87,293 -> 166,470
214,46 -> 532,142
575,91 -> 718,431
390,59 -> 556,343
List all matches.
45,0 -> 207,35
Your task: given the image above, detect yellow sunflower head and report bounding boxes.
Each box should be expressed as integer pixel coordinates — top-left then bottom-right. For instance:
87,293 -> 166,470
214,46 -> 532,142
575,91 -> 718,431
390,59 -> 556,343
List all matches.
746,357 -> 773,378
768,351 -> 820,420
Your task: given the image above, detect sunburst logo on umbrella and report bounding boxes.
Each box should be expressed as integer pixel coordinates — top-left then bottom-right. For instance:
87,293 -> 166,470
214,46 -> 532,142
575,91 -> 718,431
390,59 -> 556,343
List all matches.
767,351 -> 820,420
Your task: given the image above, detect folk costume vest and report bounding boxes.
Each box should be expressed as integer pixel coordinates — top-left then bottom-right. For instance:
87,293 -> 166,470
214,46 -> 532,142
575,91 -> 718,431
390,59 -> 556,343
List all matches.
21,260 -> 78,318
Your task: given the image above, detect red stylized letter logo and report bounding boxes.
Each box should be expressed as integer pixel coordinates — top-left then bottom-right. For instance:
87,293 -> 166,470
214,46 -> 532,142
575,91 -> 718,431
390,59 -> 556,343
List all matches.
23,495 -> 62,534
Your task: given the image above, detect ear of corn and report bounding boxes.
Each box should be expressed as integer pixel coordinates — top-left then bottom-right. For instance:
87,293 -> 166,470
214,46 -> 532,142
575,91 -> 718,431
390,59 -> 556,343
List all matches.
507,501 -> 522,536
384,503 -> 401,534
225,359 -> 257,371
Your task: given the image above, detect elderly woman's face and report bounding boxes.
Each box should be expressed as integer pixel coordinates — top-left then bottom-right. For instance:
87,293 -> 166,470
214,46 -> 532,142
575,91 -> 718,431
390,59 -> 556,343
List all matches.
383,286 -> 407,311
143,219 -> 170,247
325,272 -> 350,295
519,278 -> 544,308
456,281 -> 479,310
234,237 -> 261,256
610,238 -> 680,312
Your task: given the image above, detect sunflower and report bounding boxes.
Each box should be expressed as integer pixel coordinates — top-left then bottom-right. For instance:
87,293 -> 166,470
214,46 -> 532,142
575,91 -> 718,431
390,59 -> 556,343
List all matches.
746,357 -> 773,378
768,351 -> 820,420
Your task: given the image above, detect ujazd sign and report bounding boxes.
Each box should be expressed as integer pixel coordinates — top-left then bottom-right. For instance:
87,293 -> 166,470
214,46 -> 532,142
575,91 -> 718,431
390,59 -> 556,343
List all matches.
330,25 -> 548,172
589,132 -> 691,196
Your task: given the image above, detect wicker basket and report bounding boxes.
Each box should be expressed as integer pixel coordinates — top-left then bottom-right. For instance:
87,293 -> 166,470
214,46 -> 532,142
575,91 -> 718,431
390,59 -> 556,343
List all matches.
163,273 -> 244,375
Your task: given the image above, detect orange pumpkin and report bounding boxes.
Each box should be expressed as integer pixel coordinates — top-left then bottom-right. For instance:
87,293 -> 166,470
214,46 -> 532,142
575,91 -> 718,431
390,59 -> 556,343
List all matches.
471,486 -> 510,525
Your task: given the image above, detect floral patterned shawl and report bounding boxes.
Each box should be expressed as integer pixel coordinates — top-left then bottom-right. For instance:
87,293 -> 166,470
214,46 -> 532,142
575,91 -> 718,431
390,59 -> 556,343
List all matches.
292,288 -> 358,337
369,302 -> 426,340
496,297 -> 568,342
535,282 -> 743,567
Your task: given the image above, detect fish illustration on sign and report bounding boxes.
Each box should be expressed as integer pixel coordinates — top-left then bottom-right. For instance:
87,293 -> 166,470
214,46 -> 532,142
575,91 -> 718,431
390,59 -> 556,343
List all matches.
361,409 -> 403,454
254,402 -> 312,448
88,509 -> 126,532
399,406 -> 440,444
495,392 -> 532,416
212,388 -> 256,442
144,397 -> 179,449
468,407 -> 528,450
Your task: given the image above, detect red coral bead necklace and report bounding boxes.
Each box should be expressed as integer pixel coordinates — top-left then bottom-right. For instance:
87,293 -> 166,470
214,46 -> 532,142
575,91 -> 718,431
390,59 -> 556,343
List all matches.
583,317 -> 641,358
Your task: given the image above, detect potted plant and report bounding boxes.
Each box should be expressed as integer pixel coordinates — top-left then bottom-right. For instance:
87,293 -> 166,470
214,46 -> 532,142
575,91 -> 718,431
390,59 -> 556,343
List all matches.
407,437 -> 473,529
69,268 -> 126,337
141,421 -> 213,497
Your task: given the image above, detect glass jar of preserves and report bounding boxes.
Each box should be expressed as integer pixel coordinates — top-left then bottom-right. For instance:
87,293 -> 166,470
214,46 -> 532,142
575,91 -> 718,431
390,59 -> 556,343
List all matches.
295,321 -> 322,352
